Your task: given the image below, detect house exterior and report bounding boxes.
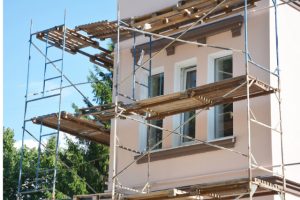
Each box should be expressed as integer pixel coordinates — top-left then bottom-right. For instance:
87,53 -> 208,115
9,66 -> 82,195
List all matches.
106,0 -> 300,199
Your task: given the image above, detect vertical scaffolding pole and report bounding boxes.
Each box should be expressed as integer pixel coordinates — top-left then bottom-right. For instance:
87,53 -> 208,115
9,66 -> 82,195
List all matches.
42,34 -> 49,96
148,35 -> 152,97
132,32 -> 136,99
35,121 -> 43,189
243,0 -> 253,199
17,20 -> 33,198
273,0 -> 286,198
112,0 -> 121,199
51,10 -> 67,200
146,35 -> 152,193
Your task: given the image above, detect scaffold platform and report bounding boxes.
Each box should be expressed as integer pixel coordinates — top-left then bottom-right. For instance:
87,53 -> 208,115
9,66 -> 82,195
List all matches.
80,75 -> 277,120
36,25 -> 114,69
32,111 -> 110,145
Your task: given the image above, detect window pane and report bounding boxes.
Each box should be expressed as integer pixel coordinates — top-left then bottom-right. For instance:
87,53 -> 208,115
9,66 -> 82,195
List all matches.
215,56 -> 232,81
148,73 -> 164,150
148,120 -> 163,150
182,68 -> 196,143
185,70 -> 196,89
182,111 -> 195,142
150,73 -> 164,97
214,56 -> 233,138
215,104 -> 233,138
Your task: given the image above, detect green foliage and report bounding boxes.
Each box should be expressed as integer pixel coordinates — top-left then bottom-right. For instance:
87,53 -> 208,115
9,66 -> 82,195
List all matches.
3,128 -> 19,200
88,65 -> 112,105
107,42 -> 115,52
58,137 -> 109,197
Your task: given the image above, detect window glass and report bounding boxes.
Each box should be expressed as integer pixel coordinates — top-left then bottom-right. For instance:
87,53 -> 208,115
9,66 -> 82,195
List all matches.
147,72 -> 164,150
150,73 -> 164,97
214,56 -> 233,138
181,67 -> 196,143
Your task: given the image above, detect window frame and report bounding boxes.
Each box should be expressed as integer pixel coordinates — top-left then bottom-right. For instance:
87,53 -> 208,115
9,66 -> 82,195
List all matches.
138,66 -> 164,152
207,51 -> 234,140
147,72 -> 164,150
173,57 -> 197,147
180,66 -> 197,144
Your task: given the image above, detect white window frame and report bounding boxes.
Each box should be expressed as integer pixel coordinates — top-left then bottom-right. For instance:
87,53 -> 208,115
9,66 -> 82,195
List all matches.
207,50 -> 233,140
173,57 -> 197,147
139,66 -> 164,151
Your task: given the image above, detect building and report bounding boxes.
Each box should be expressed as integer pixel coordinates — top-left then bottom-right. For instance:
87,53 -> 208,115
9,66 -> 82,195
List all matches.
18,0 -> 300,199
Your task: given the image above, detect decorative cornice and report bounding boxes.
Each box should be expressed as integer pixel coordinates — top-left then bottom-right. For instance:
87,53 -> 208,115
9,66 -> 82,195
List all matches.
131,15 -> 243,57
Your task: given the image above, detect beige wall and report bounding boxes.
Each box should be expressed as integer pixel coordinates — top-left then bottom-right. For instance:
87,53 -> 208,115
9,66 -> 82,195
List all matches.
107,1 -> 298,199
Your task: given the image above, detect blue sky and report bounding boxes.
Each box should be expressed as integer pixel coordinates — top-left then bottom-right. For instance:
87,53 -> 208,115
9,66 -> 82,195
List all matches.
4,1 -> 116,142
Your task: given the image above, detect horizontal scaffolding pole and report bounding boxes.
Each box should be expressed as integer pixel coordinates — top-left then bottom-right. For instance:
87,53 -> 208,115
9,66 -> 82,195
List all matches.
31,42 -> 94,107
119,25 -> 243,53
116,184 -> 145,194
248,60 -> 279,77
250,118 -> 281,133
30,24 -> 65,36
27,81 -> 95,97
251,164 -> 283,178
118,145 -> 142,155
41,132 -> 58,137
20,188 -> 52,195
26,93 -> 60,103
119,112 -> 248,157
21,128 -> 97,193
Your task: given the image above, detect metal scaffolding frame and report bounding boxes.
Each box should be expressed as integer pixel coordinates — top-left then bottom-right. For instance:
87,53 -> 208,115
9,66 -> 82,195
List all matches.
17,14 -> 67,198
17,0 -> 300,199
109,0 -> 290,199
16,11 -> 102,199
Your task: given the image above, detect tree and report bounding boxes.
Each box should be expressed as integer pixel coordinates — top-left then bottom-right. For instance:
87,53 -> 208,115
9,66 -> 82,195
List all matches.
3,128 -> 19,200
3,128 -> 42,200
61,42 -> 114,195
50,46 -> 113,197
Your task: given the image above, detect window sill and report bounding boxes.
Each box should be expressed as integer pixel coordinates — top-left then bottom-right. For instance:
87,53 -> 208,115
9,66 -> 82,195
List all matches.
135,136 -> 236,164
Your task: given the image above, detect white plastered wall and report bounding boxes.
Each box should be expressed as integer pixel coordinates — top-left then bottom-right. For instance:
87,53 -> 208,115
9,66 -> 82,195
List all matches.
269,2 -> 300,200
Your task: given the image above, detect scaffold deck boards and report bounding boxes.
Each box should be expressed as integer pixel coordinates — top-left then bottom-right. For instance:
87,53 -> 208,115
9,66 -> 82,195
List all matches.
75,0 -> 259,40
36,26 -> 99,52
80,75 -> 277,120
122,176 -> 300,200
76,20 -> 131,41
32,111 -> 110,145
36,25 -> 114,69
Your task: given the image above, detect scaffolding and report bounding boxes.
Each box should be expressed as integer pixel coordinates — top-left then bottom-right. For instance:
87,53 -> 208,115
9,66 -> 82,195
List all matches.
17,0 -> 300,199
17,11 -> 113,199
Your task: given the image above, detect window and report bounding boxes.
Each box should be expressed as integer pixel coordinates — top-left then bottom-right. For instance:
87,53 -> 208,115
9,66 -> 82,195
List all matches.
214,56 -> 233,138
147,73 -> 164,150
181,67 -> 196,143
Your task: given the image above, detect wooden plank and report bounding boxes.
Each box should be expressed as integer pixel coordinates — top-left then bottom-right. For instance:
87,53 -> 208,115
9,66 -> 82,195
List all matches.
131,0 -> 216,28
32,112 -> 110,145
36,25 -> 113,69
76,0 -> 260,40
132,15 -> 243,57
122,176 -> 300,200
80,75 -> 277,121
124,189 -> 187,200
